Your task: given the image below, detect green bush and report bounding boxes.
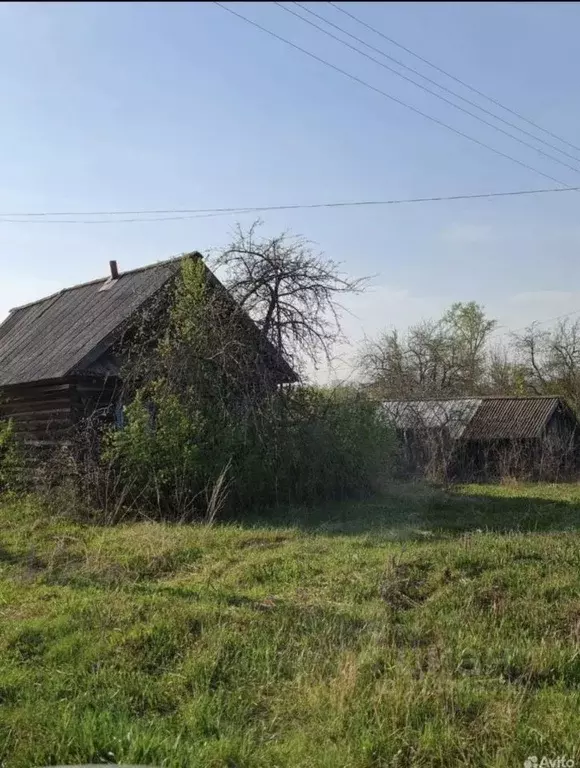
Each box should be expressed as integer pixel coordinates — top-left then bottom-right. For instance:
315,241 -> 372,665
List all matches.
103,384 -> 206,520
93,259 -> 397,521
103,383 -> 396,520
231,386 -> 396,508
0,419 -> 20,494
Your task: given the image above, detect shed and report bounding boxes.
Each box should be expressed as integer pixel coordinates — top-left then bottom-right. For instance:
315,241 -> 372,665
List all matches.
383,396 -> 580,481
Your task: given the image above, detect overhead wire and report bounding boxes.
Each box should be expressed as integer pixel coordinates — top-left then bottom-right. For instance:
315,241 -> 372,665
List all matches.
213,2 -> 569,187
293,1 -> 580,166
3,7 -> 577,227
2,5 -> 577,341
277,2 -> 580,178
328,0 -> 580,154
0,209 -> 257,224
1,185 -> 580,223
212,4 -> 580,342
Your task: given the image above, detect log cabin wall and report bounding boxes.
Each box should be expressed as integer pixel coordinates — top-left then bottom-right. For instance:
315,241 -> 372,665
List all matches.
72,375 -> 120,426
0,255 -> 296,455
0,376 -> 120,476
0,379 -> 75,449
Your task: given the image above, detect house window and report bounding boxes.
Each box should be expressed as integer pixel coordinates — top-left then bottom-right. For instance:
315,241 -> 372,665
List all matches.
112,398 -> 155,430
114,400 -> 125,429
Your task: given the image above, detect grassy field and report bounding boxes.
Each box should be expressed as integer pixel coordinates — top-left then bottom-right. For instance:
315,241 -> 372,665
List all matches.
2,483 -> 580,767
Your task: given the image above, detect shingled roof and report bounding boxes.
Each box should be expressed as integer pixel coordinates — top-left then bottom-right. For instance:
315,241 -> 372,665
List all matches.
0,255 -> 296,387
383,396 -> 577,440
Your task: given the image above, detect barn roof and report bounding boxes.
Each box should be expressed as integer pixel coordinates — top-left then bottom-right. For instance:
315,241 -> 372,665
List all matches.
382,399 -> 481,439
0,254 -> 296,387
462,396 -> 567,439
383,396 -> 576,440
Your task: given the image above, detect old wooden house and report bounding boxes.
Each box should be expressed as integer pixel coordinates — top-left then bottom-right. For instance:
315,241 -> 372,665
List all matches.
0,253 -> 296,456
383,396 -> 580,481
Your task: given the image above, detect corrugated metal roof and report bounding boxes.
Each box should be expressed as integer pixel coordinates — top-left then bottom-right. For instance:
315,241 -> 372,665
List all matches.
382,396 -> 573,440
382,399 -> 482,439
462,396 -> 562,439
0,255 -> 297,387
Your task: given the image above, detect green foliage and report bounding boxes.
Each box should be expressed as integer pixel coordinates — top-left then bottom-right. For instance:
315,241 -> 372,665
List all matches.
362,299 -> 580,411
167,255 -> 208,348
3,484 -> 580,767
104,381 -> 396,519
102,258 -> 396,520
360,301 -> 497,398
104,386 -> 205,518
0,419 -> 20,494
155,255 -> 209,374
231,386 -> 397,508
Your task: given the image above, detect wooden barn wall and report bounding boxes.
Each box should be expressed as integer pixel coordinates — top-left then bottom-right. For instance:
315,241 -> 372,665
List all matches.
546,410 -> 580,448
395,426 -> 580,482
0,376 -> 120,454
0,380 -> 75,448
72,376 -> 119,425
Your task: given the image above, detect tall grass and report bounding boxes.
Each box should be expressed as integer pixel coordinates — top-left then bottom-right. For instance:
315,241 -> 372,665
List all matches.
2,484 -> 580,767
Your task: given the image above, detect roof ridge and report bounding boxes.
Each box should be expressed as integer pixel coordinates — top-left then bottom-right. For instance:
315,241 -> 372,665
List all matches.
477,395 -> 562,401
0,250 -> 297,387
383,395 -> 562,402
382,397 -> 481,402
9,253 -> 198,313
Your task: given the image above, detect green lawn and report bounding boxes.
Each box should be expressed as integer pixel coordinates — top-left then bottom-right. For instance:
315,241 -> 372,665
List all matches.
2,483 -> 580,767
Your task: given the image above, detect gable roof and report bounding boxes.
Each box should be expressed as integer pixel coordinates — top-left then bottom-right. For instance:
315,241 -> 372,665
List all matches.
383,396 -> 576,440
0,254 -> 296,387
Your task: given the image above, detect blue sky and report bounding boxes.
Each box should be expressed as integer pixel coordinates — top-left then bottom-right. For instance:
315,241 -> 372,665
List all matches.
1,2 -> 580,379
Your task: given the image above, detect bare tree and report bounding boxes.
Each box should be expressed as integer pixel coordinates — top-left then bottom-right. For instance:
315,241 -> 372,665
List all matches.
211,221 -> 369,374
358,329 -> 412,398
359,301 -> 496,398
512,318 -> 580,410
486,344 -> 528,395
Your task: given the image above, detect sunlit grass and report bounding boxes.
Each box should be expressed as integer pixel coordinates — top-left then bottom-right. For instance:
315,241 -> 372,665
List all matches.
1,483 -> 580,767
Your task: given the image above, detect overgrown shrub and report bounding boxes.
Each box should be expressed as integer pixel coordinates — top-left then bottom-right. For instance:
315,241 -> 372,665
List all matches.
102,382 -> 396,521
102,385 -> 206,520
0,419 -> 20,494
231,386 -> 396,508
32,257 -> 396,522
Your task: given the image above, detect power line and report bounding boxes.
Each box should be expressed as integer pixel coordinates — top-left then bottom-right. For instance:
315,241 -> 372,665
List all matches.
0,210 -> 251,224
214,2 -> 568,187
1,185 -> 580,223
329,1 -> 580,155
0,208 -> 250,224
278,3 -> 580,179
293,1 -> 580,167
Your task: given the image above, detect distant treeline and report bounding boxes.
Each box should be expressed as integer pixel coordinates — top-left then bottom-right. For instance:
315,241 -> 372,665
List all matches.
358,301 -> 580,411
